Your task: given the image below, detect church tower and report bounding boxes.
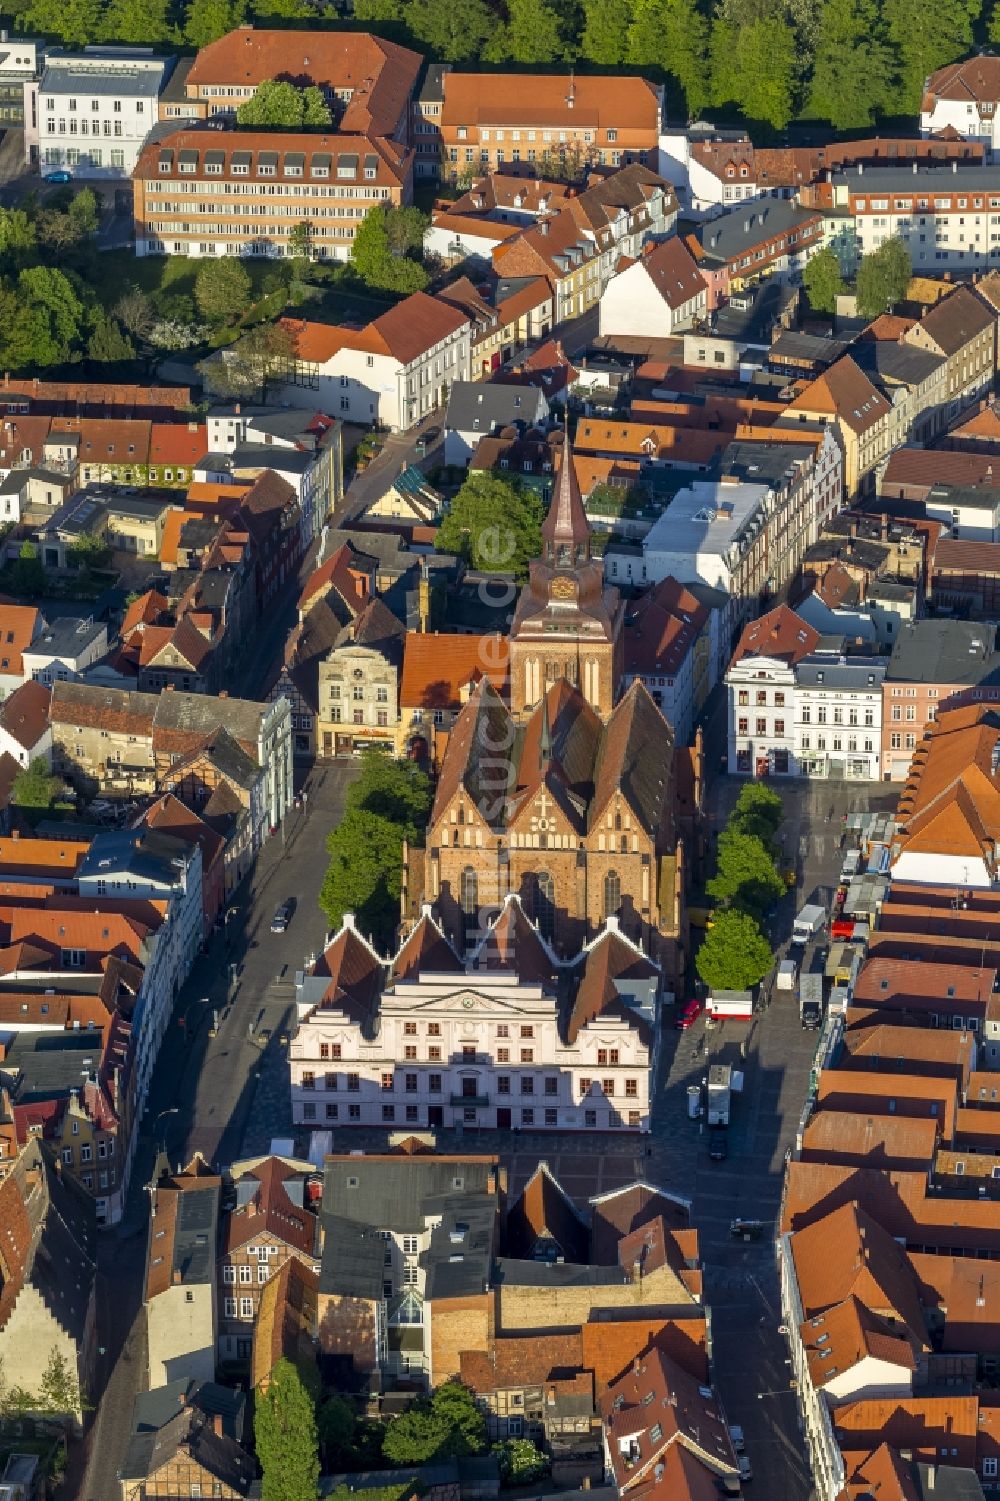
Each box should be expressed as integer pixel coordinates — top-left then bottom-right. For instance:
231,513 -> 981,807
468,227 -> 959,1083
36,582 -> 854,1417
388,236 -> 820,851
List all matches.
509,427 -> 623,720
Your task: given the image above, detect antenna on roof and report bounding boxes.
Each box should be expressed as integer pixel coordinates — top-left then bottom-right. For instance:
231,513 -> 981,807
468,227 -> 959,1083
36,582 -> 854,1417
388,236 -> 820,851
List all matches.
566,69 -> 575,109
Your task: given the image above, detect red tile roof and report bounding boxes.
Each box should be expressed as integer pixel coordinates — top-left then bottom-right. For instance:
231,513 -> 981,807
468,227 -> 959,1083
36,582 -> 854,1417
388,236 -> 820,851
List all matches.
400,632 -> 509,710
0,680 -> 51,753
730,603 -> 819,667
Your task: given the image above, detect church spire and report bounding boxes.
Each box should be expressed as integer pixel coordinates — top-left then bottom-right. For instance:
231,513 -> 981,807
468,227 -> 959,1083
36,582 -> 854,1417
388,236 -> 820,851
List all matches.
541,421 -> 591,568
539,683 -> 553,767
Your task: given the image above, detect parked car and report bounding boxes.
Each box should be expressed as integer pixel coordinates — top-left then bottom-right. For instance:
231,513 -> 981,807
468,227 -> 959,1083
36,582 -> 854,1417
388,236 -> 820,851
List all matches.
738,1455 -> 752,1483
729,1426 -> 746,1454
676,998 -> 703,1030
44,169 -> 73,183
270,901 -> 292,934
415,426 -> 439,456
708,1128 -> 728,1161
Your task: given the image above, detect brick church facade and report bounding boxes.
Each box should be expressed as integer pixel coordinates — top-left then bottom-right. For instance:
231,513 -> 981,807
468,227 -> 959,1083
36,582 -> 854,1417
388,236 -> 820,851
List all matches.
415,440 -> 687,987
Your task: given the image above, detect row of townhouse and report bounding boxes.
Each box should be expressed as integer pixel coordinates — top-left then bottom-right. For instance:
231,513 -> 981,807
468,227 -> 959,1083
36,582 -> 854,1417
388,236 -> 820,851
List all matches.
726,604 -> 1000,781
777,745 -> 1000,1498
778,281 -> 998,495
0,817 -> 208,1224
603,428 -> 843,658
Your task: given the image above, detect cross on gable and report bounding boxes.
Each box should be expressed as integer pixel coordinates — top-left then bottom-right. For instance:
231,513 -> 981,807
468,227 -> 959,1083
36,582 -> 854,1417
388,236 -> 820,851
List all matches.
530,790 -> 554,830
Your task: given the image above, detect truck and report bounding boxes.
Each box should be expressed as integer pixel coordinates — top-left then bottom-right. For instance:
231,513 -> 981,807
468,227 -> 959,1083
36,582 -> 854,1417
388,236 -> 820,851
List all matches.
707,1064 -> 732,1126
799,972 -> 824,1029
706,989 -> 754,1020
776,958 -> 797,991
791,902 -> 825,946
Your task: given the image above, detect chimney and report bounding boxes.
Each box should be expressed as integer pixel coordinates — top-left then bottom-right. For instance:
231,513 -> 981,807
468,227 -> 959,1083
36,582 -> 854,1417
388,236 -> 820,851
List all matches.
547,1386 -> 556,1406
172,1268 -> 182,1284
178,1391 -> 187,1406
418,558 -> 431,633
540,218 -> 550,236
219,690 -> 228,698
212,1413 -> 224,1436
952,160 -> 957,173
927,1467 -> 936,1491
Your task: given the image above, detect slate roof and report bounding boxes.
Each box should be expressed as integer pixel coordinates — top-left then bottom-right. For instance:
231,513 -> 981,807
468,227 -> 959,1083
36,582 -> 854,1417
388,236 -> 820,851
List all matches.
505,1161 -> 589,1263
322,1152 -> 499,1232
119,1405 -> 257,1494
445,380 -> 548,434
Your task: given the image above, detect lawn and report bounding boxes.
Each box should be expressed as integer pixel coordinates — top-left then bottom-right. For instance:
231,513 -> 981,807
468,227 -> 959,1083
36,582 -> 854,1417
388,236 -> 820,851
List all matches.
88,249 -> 280,309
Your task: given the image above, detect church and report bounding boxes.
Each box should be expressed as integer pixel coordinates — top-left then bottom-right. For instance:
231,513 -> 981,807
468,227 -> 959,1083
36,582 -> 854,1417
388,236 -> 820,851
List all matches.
508,427 -> 624,720
414,434 -> 688,987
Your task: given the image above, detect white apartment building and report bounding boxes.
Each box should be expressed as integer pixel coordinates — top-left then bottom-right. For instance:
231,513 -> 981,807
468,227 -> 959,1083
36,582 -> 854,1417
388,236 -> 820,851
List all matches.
279,296 -> 471,431
831,162 -> 1000,272
290,901 -> 659,1133
923,481 -> 1000,541
38,47 -> 171,178
920,57 -> 1000,159
795,656 -> 887,781
727,604 -> 889,780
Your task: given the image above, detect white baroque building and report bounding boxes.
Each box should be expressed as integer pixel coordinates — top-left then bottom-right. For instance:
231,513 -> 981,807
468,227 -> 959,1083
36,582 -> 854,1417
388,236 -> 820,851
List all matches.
290,896 -> 660,1133
39,47 -> 171,179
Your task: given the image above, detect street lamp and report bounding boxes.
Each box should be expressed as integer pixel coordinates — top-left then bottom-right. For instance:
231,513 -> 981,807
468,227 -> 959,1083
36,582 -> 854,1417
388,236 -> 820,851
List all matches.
153,1107 -> 179,1151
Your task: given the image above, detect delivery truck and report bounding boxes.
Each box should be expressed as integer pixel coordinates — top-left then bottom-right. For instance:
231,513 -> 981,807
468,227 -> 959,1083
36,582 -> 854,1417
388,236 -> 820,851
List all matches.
706,989 -> 754,1020
776,958 -> 797,991
791,903 -> 825,946
707,1064 -> 732,1126
799,972 -> 824,1029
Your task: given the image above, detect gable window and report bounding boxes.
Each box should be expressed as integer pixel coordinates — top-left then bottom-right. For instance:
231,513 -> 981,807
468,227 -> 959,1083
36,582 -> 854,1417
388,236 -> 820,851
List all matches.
460,865 -> 477,916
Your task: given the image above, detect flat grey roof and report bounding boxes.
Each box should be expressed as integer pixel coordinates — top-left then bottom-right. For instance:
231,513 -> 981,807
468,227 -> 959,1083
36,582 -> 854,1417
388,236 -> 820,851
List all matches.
796,655 -> 889,691
834,163 -> 1000,190
886,618 -> 1000,684
40,61 -> 166,97
699,199 -> 819,264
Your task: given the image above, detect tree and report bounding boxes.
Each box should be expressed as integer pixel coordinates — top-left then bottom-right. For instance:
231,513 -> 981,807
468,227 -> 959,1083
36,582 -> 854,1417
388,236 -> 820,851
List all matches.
8,540 -> 44,596
302,84 -> 332,126
706,829 -> 785,917
486,0 -> 564,62
351,750 -> 432,834
354,0 -> 406,16
12,757 -> 60,810
807,0 -> 889,128
734,17 -> 796,129
68,188 -> 99,237
194,257 -> 252,327
385,204 -> 428,257
114,287 -> 155,343
351,205 -> 430,293
884,0 -> 981,114
802,245 -> 846,314
319,753 -> 431,948
102,0 -> 172,43
88,311 -> 134,363
236,79 -> 330,128
207,320 -> 294,400
626,0 -> 708,116
183,0 -> 246,47
407,0 -> 495,61
695,908 -> 774,992
0,207 -> 36,269
319,807 -> 410,947
581,0 -> 631,62
856,237 -> 911,317
316,1396 -> 357,1472
494,1438 -> 550,1485
67,530 -> 112,571
0,266 -> 85,369
37,1350 -> 87,1423
255,1360 -> 320,1501
24,0 -> 101,45
729,782 -> 784,847
382,1382 -> 487,1465
435,472 -> 545,581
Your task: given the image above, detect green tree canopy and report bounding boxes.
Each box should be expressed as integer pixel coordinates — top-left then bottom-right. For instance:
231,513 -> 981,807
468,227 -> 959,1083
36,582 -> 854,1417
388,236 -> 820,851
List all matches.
236,78 -> 332,128
382,1382 -> 488,1465
884,0 -> 981,114
12,757 -> 61,810
494,1437 -> 550,1484
88,311 -> 134,364
206,320 -> 294,401
436,472 -> 545,582
102,0 -> 173,43
695,908 -> 774,991
581,0 -> 631,62
194,257 -> 252,327
626,0 -> 709,116
351,205 -> 430,293
0,208 -> 36,270
183,0 -> 246,47
486,0 -> 564,62
319,752 -> 431,948
407,0 -> 495,61
807,0 -> 890,129
729,781 -> 784,848
254,1359 -> 320,1501
0,266 -> 86,370
706,829 -> 785,917
855,237 -> 911,318
803,245 -> 846,314
711,15 -> 797,129
9,540 -> 44,597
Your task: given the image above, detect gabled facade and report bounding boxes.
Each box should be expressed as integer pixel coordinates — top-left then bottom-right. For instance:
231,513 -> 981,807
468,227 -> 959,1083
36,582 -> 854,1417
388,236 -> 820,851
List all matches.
290,900 -> 659,1134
